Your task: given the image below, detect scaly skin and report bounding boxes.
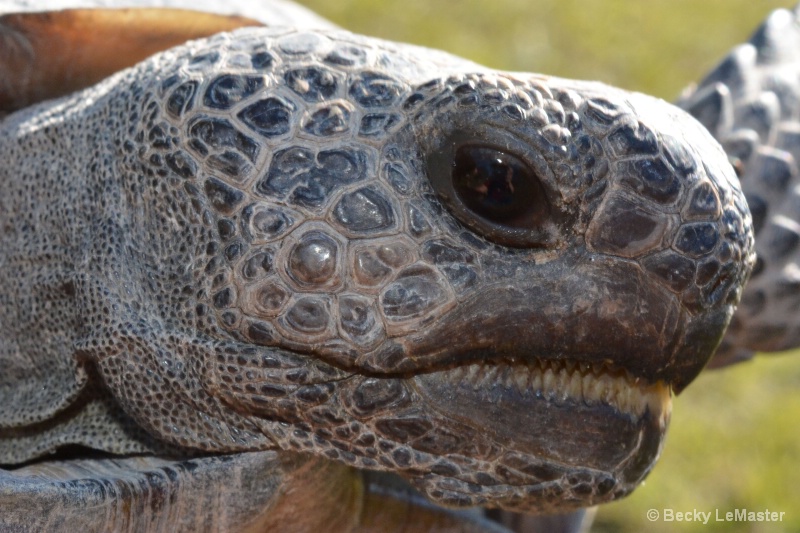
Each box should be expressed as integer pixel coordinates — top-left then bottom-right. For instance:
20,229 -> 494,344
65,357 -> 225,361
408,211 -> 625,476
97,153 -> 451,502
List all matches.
679,6 -> 800,367
0,2 -> 765,530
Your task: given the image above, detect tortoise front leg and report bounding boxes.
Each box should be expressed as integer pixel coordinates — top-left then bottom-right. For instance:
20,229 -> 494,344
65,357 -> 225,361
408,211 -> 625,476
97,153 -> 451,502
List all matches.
0,451 -> 517,533
0,452 -> 360,533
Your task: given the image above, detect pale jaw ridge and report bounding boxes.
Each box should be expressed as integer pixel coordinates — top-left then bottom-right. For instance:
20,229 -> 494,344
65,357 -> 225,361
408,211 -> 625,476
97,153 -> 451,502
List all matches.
447,359 -> 672,428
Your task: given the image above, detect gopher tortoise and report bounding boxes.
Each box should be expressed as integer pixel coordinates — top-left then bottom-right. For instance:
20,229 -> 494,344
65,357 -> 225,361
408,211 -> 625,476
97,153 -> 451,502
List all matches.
0,1 -> 796,531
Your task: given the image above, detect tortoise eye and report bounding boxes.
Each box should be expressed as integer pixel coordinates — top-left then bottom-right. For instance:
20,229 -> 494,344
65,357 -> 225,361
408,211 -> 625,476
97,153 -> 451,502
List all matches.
427,138 -> 554,248
453,146 -> 539,223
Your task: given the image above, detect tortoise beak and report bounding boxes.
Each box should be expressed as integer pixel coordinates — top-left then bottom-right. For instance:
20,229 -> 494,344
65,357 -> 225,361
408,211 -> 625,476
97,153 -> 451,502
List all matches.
365,253 -> 732,393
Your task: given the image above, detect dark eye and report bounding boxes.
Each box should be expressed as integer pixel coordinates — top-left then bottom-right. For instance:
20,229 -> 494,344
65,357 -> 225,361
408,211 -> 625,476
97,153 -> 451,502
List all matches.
427,142 -> 552,247
453,146 -> 539,223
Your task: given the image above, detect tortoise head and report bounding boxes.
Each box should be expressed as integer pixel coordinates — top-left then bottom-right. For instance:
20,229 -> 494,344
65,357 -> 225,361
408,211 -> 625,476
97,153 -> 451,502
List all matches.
6,19 -> 754,513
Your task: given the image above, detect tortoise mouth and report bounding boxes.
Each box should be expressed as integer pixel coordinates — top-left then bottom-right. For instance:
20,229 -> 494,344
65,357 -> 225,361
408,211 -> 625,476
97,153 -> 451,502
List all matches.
409,355 -> 672,497
436,357 -> 672,425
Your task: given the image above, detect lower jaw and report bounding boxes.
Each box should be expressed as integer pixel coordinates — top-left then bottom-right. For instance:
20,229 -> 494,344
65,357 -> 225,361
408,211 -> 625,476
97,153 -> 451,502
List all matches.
411,358 -> 672,482
441,359 -> 672,427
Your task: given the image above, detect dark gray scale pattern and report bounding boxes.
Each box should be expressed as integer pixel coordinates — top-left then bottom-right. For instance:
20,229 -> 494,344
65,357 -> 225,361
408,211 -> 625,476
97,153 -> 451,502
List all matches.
331,186 -> 396,235
359,113 -> 401,137
242,203 -> 298,243
166,80 -> 199,118
285,66 -> 339,102
257,147 -> 368,209
283,295 -> 332,335
302,102 -> 352,136
204,74 -> 265,109
249,279 -> 291,317
287,231 -> 339,287
583,100 -> 748,314
238,97 -> 296,138
380,265 -> 452,328
189,117 -> 259,161
204,177 -> 245,214
241,250 -> 273,281
679,5 -> 800,362
338,293 -> 383,346
617,158 -> 683,205
349,72 -> 406,108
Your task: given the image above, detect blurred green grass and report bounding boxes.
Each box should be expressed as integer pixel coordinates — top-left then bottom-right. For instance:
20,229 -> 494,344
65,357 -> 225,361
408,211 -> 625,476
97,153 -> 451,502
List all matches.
294,1 -> 800,531
297,0 -> 793,99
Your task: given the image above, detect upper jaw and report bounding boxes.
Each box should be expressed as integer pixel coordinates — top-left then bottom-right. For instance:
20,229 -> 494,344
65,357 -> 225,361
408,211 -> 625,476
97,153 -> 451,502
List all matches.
355,253 -> 730,392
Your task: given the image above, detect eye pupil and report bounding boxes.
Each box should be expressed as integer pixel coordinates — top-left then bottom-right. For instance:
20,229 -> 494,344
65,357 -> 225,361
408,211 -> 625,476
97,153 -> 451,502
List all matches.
453,146 -> 538,222
427,139 -> 552,248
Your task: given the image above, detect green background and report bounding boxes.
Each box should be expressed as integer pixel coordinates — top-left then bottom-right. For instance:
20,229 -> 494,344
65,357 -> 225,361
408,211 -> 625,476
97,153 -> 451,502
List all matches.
293,2 -> 800,532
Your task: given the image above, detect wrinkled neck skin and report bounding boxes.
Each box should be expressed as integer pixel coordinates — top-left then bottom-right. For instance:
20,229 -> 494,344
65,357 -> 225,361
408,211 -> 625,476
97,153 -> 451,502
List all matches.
0,26 -> 753,515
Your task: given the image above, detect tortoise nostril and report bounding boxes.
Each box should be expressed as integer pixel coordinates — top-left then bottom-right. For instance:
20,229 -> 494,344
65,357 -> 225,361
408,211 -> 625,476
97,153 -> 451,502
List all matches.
452,146 -> 543,224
